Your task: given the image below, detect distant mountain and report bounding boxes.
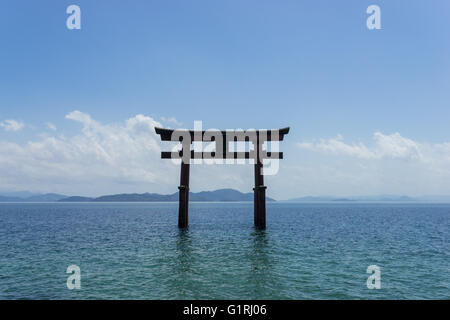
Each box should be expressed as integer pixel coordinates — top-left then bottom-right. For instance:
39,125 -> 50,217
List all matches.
93,193 -> 178,202
413,195 -> 450,202
286,195 -> 416,202
0,195 -> 24,202
190,189 -> 267,202
353,195 -> 415,202
0,191 -> 40,198
4,190 -> 450,203
59,189 -> 275,202
59,196 -> 95,202
25,193 -> 68,202
0,193 -> 67,202
287,196 -> 336,202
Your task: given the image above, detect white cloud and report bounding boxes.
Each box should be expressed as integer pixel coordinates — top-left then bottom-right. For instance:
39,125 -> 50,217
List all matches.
66,110 -> 96,127
161,116 -> 182,126
297,132 -> 427,160
298,134 -> 375,159
46,122 -> 57,131
0,119 -> 24,132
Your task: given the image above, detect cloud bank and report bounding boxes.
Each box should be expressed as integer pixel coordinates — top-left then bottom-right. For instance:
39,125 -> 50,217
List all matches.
297,132 -> 450,163
0,111 -> 253,196
292,132 -> 450,197
0,111 -> 178,195
1,115 -> 449,198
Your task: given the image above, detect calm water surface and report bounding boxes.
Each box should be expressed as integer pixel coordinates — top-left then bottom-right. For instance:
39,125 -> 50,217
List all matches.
0,202 -> 448,299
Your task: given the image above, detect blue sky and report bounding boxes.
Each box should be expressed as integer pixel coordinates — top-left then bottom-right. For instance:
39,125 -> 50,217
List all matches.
0,1 -> 450,199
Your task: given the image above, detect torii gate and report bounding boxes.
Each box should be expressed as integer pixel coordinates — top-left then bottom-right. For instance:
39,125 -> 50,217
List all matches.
155,127 -> 290,229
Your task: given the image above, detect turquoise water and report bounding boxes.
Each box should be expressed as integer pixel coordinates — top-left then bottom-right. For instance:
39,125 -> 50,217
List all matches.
0,202 -> 448,299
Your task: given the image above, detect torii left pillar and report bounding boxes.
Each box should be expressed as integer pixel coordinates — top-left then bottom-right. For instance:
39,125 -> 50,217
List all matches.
178,162 -> 190,228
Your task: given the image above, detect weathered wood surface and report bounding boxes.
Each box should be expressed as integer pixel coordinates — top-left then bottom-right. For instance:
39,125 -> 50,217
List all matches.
161,151 -> 283,160
254,161 -> 266,229
178,163 -> 190,228
155,127 -> 290,141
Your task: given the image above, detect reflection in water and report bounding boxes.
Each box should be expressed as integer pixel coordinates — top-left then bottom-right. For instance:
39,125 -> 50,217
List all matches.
247,229 -> 280,299
167,228 -> 195,298
166,228 -> 282,299
175,229 -> 193,272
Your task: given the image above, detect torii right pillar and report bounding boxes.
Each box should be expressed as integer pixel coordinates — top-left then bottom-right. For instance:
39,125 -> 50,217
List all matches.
251,127 -> 290,229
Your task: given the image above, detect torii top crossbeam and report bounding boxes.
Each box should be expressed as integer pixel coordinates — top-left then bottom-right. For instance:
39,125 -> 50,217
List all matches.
155,127 -> 290,141
155,127 -> 290,162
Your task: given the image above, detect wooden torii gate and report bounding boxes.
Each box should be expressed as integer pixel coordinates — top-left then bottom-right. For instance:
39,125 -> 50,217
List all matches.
155,127 -> 290,229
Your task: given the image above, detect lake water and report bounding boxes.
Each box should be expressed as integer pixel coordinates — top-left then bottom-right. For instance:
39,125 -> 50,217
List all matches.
0,202 -> 448,299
